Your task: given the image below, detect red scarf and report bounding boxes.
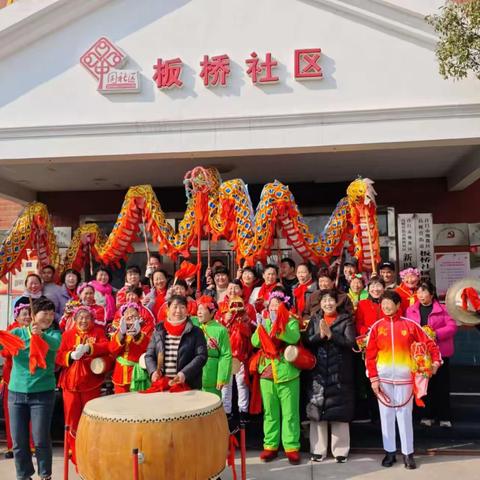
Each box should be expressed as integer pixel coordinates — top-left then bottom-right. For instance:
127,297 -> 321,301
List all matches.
140,376 -> 190,394
242,281 -> 256,302
0,331 -> 25,356
270,303 -> 290,337
324,313 -> 337,326
164,319 -> 187,336
29,327 -> 49,374
398,283 -> 416,303
153,288 -> 167,318
293,280 -> 313,315
257,282 -> 277,302
67,288 -> 79,301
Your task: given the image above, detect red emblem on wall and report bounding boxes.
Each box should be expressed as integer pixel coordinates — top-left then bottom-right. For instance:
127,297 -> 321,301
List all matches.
80,37 -> 140,93
294,48 -> 323,80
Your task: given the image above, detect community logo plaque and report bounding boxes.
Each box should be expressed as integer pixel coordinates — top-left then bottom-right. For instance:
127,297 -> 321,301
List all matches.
80,37 -> 140,94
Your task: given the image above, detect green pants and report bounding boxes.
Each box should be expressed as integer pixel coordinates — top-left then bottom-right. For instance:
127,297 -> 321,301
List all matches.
260,377 -> 300,452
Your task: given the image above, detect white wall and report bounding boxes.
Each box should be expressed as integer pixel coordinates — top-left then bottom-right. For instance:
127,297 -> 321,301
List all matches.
0,0 -> 478,160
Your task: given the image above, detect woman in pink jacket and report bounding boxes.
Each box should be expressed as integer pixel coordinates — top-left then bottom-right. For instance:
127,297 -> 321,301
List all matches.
406,280 -> 457,428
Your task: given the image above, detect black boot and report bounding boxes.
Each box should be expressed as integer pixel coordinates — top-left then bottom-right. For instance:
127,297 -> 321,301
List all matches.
403,454 -> 416,470
227,413 -> 238,433
239,411 -> 250,426
381,451 -> 397,467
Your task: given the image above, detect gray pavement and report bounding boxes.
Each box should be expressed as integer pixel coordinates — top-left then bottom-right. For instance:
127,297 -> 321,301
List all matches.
0,448 -> 479,479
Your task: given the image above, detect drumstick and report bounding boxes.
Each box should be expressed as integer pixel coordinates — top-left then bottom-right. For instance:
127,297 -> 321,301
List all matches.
28,297 -> 37,330
335,246 -> 345,289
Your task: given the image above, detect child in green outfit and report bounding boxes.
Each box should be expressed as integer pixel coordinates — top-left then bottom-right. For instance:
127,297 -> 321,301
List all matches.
193,296 -> 232,397
251,289 -> 301,465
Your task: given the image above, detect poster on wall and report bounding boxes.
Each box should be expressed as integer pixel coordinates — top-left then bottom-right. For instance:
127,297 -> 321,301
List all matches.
10,258 -> 38,295
434,252 -> 471,298
397,213 -> 434,276
54,227 -> 72,248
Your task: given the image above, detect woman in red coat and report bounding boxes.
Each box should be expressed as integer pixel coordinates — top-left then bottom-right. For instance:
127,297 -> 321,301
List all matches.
109,303 -> 152,393
355,277 -> 385,336
59,284 -> 106,331
156,280 -> 197,323
111,286 -> 155,335
56,306 -> 110,459
78,283 -> 106,328
354,277 -> 385,422
396,268 -> 420,314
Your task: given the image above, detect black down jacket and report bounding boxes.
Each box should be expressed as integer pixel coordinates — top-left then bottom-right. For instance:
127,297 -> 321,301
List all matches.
144,320 -> 207,389
302,312 -> 356,422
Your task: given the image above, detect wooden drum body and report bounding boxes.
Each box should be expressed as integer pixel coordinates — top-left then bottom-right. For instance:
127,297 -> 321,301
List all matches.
76,391 -> 229,480
284,344 -> 316,370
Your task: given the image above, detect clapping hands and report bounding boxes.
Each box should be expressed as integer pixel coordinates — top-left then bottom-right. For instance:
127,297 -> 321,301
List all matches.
71,343 -> 90,361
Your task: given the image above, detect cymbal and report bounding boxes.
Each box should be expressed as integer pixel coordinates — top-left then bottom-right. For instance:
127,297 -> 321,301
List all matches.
445,277 -> 480,326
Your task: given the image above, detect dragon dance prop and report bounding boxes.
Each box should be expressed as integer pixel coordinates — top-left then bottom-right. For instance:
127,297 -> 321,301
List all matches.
0,167 -> 380,279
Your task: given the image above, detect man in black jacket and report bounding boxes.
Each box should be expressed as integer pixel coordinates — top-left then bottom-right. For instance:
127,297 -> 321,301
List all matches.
145,295 -> 207,389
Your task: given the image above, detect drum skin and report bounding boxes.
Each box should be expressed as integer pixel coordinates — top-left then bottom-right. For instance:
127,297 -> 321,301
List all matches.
76,391 -> 229,480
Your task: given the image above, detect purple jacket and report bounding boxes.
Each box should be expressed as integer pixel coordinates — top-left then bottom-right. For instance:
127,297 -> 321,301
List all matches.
406,300 -> 458,358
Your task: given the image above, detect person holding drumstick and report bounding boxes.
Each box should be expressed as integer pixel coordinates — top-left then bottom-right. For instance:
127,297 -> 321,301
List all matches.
2,298 -> 61,480
145,295 -> 207,390
1,304 -> 34,460
56,305 -> 110,458
217,281 -> 255,424
251,290 -> 302,465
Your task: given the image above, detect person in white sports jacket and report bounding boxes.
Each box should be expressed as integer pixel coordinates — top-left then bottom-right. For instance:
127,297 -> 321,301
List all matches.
365,290 -> 441,471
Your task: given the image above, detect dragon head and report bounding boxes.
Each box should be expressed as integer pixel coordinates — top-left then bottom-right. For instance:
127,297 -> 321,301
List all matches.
183,166 -> 221,199
346,177 -> 377,208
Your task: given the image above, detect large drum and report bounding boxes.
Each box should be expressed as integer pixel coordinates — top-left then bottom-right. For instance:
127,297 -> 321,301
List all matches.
76,390 -> 229,480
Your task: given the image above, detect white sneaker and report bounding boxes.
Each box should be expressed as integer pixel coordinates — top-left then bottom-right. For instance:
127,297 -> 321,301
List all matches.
420,418 -> 433,427
439,420 -> 452,428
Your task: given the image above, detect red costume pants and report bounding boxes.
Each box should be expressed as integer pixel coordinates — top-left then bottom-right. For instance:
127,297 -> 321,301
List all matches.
62,388 -> 102,435
113,384 -> 131,394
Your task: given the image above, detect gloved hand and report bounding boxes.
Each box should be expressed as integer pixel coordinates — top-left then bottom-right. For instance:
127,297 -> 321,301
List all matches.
71,344 -> 87,361
79,343 -> 91,356
119,316 -> 127,336
145,265 -> 154,278
128,319 -> 141,337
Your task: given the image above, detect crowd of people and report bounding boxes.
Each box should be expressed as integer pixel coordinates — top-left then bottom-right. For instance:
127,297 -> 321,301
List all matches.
0,253 -> 459,479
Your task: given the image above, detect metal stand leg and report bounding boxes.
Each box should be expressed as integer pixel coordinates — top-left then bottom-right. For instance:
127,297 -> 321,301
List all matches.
228,431 -> 239,480
240,425 -> 247,480
132,448 -> 139,480
63,425 -> 70,480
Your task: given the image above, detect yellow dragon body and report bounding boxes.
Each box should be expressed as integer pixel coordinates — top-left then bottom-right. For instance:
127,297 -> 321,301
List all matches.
0,167 -> 380,277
